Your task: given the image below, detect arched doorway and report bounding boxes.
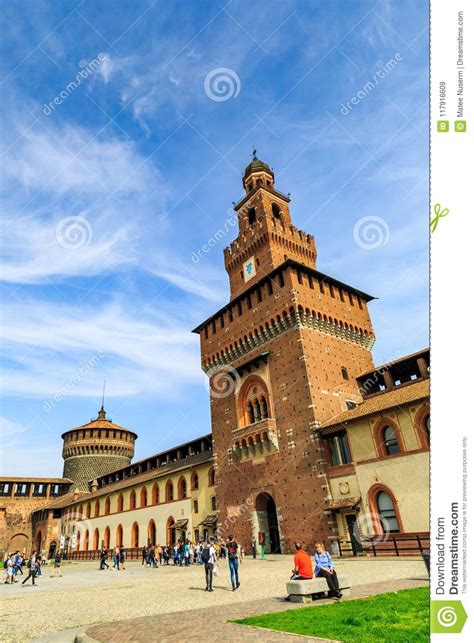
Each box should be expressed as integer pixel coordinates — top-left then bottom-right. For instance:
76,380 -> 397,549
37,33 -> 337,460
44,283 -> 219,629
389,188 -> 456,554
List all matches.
148,519 -> 156,546
93,528 -> 100,550
104,526 -> 110,549
255,492 -> 281,553
116,524 -> 123,547
166,516 -> 175,546
131,522 -> 139,548
9,533 -> 29,554
48,540 -> 57,559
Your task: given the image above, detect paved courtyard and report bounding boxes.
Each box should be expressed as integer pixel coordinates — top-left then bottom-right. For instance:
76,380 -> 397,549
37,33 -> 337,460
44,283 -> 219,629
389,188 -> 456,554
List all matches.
0,556 -> 428,642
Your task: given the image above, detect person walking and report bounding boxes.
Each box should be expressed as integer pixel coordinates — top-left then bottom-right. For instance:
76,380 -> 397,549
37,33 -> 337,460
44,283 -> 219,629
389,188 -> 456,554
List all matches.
226,535 -> 241,591
50,550 -> 63,577
99,548 -> 109,570
14,552 -> 23,575
3,554 -> 16,584
201,537 -> 217,592
184,540 -> 191,567
314,542 -> 342,599
141,546 -> 148,566
113,545 -> 120,570
119,545 -> 126,570
157,545 -> 163,565
21,551 -> 37,587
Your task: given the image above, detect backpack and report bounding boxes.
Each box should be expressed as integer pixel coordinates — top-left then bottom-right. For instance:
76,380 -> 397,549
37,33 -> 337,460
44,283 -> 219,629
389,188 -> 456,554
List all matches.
201,546 -> 211,563
228,542 -> 238,560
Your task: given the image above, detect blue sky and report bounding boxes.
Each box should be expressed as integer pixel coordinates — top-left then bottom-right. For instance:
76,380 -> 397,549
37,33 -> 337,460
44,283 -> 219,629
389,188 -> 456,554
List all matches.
0,0 -> 428,476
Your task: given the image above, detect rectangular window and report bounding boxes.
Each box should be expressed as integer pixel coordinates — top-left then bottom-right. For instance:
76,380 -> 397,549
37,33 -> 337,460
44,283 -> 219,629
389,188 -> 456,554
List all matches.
326,431 -> 351,466
348,292 -> 354,306
341,367 -> 349,380
193,500 -> 198,513
357,296 -> 363,310
15,483 -> 28,496
339,289 -> 345,302
50,484 -> 60,496
228,307 -> 233,323
257,287 -> 262,303
319,280 -> 324,294
278,272 -> 285,287
0,483 -> 11,496
329,284 -> 335,298
33,483 -> 46,497
297,270 -> 303,285
247,294 -> 252,310
267,280 -> 273,295
308,275 -> 314,289
204,326 -> 209,339
211,496 -> 217,511
237,301 -> 243,316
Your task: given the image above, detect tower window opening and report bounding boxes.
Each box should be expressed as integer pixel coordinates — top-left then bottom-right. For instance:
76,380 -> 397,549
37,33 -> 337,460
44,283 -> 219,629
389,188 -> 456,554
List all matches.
348,292 -> 354,306
247,294 -> 252,310
329,284 -> 335,298
341,367 -> 349,380
257,287 -> 262,303
278,272 -> 285,287
237,301 -> 243,316
204,326 -> 208,339
248,207 -> 256,225
308,275 -> 314,289
228,307 -> 233,322
267,280 -> 273,295
297,270 -> 303,285
339,289 -> 345,302
357,296 -> 363,309
319,280 -> 324,294
271,203 -> 281,219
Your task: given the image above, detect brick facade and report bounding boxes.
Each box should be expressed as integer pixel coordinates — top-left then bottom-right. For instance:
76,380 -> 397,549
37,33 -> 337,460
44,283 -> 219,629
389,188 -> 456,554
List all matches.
194,156 -> 377,553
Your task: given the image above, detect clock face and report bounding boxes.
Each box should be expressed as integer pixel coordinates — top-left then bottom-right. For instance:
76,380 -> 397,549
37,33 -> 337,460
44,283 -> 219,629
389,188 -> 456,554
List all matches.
243,256 -> 256,282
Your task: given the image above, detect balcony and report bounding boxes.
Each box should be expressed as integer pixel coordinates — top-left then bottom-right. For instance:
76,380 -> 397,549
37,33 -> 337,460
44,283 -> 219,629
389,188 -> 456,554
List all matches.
232,418 -> 279,461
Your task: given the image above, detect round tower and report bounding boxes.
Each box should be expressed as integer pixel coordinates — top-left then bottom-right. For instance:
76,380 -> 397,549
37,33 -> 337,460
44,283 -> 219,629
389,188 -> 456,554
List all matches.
61,407 -> 137,491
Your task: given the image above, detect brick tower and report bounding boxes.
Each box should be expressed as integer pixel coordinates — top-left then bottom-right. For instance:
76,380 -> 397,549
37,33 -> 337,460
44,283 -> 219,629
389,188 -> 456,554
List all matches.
193,153 -> 377,554
61,406 -> 137,491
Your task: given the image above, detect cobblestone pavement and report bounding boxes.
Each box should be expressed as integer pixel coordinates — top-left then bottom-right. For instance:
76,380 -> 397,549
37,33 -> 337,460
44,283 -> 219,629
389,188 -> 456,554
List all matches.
0,556 -> 428,642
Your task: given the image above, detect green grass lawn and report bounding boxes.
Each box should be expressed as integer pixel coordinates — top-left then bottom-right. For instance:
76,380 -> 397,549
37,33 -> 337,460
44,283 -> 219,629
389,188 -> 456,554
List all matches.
232,587 -> 429,642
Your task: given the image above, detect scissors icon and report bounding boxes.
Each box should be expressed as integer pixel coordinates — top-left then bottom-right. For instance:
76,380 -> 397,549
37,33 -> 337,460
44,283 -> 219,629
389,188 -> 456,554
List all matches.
430,203 -> 449,233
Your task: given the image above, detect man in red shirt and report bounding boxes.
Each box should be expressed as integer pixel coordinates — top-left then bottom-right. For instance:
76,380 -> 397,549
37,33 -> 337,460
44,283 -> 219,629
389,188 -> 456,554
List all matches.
291,542 -> 313,580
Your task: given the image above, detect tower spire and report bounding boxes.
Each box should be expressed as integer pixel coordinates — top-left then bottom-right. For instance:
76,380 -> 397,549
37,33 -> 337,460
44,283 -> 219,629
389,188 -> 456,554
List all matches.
98,380 -> 106,419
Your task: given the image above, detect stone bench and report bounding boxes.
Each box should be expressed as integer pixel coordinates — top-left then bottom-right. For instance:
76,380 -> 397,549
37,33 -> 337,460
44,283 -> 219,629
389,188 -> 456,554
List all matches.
286,574 -> 351,603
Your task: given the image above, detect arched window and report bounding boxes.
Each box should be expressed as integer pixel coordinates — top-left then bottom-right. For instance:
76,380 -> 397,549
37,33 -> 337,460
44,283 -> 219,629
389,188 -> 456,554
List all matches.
129,490 -> 136,510
131,522 -> 139,548
239,376 -> 271,427
271,203 -> 281,219
376,491 -> 400,533
248,207 -> 256,225
191,472 -> 199,491
117,494 -> 124,512
116,524 -> 123,547
78,504 -> 83,518
86,503 -> 91,518
94,500 -> 100,517
382,426 -> 400,455
93,528 -> 99,550
165,480 -> 174,502
105,497 -> 111,516
140,486 -> 148,508
104,526 -> 110,549
178,477 -> 187,499
76,531 -> 81,551
152,483 -> 159,504
208,467 -> 216,487
84,529 -> 89,551
424,415 -> 430,443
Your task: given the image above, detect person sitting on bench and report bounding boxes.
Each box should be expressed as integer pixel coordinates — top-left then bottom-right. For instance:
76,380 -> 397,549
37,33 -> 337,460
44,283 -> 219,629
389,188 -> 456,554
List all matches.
314,542 -> 342,599
290,542 -> 313,580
